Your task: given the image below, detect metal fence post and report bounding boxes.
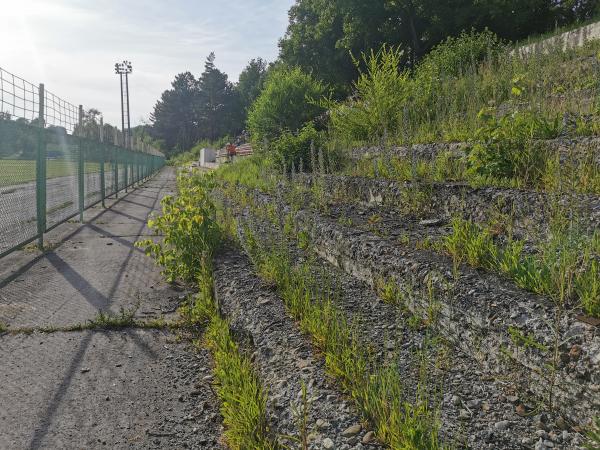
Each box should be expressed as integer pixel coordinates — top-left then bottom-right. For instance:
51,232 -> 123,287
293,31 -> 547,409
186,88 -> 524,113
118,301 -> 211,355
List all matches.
36,83 -> 47,250
114,129 -> 119,199
124,147 -> 129,193
99,118 -> 106,208
78,105 -> 84,222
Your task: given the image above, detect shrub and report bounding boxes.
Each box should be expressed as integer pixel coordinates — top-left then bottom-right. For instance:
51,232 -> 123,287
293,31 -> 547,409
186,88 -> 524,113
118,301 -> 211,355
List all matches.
467,109 -> 562,185
137,171 -> 220,283
327,46 -> 410,144
270,122 -> 322,171
415,29 -> 504,81
247,66 -> 326,146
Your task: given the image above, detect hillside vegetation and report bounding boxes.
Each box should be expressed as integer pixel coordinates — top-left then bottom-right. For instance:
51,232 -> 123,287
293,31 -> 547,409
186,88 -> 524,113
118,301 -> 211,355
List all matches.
142,21 -> 600,450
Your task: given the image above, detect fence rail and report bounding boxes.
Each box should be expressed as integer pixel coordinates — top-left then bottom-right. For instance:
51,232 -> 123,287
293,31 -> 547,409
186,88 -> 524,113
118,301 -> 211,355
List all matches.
0,67 -> 165,258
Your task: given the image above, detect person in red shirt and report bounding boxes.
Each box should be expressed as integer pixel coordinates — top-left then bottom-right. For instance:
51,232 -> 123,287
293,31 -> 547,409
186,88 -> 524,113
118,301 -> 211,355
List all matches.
226,143 -> 237,163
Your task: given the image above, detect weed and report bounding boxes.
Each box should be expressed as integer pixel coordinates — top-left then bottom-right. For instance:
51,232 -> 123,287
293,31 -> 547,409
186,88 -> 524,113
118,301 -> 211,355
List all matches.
375,277 -> 404,305
297,230 -> 310,250
398,185 -> 432,217
467,110 -> 561,186
283,212 -> 296,237
325,45 -> 411,144
586,417 -> 600,450
398,233 -> 410,246
204,311 -> 276,449
407,314 -> 423,331
508,326 -> 549,352
141,171 -> 277,450
368,213 -> 382,225
239,224 -> 442,449
137,170 -> 220,283
577,260 -> 600,317
0,322 -> 6,333
337,214 -> 353,227
88,307 -> 137,329
443,216 -> 600,316
443,218 -> 497,269
288,381 -> 311,450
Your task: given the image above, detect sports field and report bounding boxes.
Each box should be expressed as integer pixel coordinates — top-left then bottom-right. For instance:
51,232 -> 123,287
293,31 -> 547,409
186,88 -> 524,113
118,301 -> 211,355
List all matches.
0,160 -> 103,187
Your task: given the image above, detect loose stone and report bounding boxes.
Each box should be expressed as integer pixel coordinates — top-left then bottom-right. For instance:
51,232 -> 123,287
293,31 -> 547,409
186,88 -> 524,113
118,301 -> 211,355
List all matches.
342,424 -> 362,436
322,437 -> 335,449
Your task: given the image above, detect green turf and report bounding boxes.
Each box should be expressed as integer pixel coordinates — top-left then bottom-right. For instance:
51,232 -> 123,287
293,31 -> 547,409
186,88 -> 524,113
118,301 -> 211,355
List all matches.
0,160 -> 105,187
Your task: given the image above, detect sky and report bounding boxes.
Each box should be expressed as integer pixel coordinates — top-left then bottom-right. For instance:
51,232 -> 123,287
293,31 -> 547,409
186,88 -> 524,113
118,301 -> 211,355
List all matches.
0,0 -> 295,127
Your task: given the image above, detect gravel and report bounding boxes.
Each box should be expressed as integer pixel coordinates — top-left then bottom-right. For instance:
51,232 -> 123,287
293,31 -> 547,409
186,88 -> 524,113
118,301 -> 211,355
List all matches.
214,249 -> 370,449
219,187 -> 593,449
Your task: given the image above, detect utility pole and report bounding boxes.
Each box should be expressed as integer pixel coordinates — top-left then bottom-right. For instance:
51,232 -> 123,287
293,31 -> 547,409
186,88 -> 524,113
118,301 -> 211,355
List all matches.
114,60 -> 132,149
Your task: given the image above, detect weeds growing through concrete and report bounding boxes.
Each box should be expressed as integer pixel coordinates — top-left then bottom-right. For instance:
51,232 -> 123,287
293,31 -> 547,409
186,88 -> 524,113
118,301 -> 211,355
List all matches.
143,172 -> 278,450
137,170 -> 220,283
88,307 -> 137,329
238,223 -> 442,449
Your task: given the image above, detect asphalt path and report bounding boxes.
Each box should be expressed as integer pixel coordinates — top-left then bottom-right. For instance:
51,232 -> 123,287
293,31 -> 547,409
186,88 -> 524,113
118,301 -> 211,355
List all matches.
0,167 -> 225,449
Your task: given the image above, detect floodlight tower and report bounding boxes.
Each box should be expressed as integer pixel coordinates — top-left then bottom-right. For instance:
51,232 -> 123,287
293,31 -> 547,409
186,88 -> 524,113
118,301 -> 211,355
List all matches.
114,60 -> 132,148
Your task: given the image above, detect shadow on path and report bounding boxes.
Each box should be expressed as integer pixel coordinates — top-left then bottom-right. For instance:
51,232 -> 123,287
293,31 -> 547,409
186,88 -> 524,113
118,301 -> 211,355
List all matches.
0,178 -> 158,289
24,171 -> 171,450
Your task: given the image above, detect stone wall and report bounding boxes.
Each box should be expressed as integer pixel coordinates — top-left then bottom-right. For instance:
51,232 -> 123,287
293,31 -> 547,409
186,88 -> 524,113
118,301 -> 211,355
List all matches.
222,186 -> 600,426
300,174 -> 600,244
515,21 -> 600,56
350,136 -> 600,165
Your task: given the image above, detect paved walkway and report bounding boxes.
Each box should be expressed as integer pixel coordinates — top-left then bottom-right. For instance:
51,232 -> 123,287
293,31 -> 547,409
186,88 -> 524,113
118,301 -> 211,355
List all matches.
0,168 -> 223,449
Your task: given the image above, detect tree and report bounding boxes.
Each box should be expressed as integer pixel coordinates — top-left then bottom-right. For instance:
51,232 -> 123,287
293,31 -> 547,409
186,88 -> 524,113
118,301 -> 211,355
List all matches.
150,72 -> 199,156
196,52 -> 242,141
236,58 -> 268,113
73,108 -> 102,139
279,0 -> 358,91
279,0 -> 589,90
247,66 -> 326,145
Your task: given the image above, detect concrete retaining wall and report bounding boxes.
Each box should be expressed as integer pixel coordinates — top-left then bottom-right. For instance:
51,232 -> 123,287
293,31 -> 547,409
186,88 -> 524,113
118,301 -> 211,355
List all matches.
515,20 -> 600,56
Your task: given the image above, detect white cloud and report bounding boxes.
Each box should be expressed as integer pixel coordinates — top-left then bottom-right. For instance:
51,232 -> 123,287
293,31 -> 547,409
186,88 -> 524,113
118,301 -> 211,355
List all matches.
0,0 -> 294,126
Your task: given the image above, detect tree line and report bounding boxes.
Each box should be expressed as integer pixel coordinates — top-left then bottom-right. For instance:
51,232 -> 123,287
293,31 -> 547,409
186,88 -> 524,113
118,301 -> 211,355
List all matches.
149,0 -> 599,157
150,53 -> 267,157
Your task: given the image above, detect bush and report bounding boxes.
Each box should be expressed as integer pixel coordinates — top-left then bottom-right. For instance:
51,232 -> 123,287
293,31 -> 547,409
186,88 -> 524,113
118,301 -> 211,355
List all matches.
327,46 -> 410,144
137,172 -> 220,282
271,122 -> 322,171
247,66 -> 326,146
467,109 -> 562,185
415,29 -> 504,81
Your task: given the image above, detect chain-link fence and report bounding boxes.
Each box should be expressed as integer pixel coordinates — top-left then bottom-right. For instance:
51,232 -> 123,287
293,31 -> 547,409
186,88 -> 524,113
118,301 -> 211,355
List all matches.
0,67 -> 165,258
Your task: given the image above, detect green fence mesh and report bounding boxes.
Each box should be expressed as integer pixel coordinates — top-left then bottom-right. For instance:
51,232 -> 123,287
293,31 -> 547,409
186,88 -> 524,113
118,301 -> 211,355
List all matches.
0,120 -> 164,257
0,66 -> 165,257
0,120 -> 39,255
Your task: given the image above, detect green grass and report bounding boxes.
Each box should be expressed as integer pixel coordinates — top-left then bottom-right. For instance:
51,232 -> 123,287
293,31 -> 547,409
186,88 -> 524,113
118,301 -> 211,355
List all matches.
326,33 -> 600,150
236,220 -> 442,450
212,174 -> 443,449
348,109 -> 600,196
204,314 -> 276,449
215,155 -> 280,192
586,417 -> 600,449
184,265 -> 277,450
441,217 -> 600,316
0,159 -> 104,187
6,312 -> 183,335
141,171 -> 277,449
